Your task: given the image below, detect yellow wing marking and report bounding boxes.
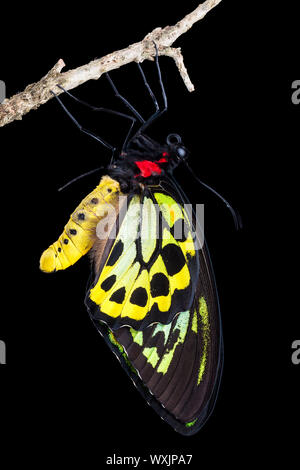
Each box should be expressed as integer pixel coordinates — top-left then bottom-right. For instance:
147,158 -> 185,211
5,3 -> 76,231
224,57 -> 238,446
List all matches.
149,255 -> 172,313
100,262 -> 141,319
121,268 -> 150,320
155,192 -> 196,258
40,176 -> 121,273
88,194 -> 194,323
161,228 -> 191,293
89,196 -> 141,312
154,193 -> 183,228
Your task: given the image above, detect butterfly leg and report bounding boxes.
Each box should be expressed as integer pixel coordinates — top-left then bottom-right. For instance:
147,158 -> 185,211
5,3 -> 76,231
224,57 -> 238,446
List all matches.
132,43 -> 168,138
137,62 -> 159,113
54,85 -> 136,156
105,72 -> 145,124
51,90 -> 117,162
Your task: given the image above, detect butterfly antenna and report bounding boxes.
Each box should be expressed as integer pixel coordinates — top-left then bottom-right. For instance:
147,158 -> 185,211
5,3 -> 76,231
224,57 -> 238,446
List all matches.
184,161 -> 242,230
58,166 -> 104,192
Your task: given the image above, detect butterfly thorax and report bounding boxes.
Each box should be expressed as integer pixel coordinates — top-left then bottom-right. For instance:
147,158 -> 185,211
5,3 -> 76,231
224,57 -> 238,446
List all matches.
107,133 -> 188,193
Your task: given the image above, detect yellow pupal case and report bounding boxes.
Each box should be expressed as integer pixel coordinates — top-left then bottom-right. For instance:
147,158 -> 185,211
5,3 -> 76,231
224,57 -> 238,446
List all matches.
40,176 -> 121,273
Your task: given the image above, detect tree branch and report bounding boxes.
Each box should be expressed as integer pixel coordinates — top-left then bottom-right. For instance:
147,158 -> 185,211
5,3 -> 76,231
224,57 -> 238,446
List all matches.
0,0 -> 222,128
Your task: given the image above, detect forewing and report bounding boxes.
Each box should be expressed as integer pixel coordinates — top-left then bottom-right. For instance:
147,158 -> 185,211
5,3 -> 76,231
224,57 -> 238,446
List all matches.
87,180 -> 223,435
86,188 -> 199,330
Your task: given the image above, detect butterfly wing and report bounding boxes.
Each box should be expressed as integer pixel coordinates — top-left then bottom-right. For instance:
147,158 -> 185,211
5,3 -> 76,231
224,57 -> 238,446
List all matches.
85,188 -> 199,330
87,180 -> 223,435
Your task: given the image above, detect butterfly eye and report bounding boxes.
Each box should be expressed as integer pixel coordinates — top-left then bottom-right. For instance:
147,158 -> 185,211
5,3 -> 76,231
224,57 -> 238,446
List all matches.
177,146 -> 187,159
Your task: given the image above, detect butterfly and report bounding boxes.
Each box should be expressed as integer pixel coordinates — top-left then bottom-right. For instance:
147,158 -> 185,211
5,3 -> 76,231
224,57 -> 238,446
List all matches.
39,45 -> 237,435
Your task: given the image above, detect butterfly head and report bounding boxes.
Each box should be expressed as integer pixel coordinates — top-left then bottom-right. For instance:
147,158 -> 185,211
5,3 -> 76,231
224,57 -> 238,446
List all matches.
165,133 -> 189,164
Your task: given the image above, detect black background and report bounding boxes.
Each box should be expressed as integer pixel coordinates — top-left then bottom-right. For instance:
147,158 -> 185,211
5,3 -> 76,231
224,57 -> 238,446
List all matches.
0,0 -> 299,467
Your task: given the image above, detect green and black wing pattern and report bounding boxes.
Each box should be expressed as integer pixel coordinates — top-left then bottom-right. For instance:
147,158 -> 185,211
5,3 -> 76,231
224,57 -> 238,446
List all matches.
86,181 -> 223,435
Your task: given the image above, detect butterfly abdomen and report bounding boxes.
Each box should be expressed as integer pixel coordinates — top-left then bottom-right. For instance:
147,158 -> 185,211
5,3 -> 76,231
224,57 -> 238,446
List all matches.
40,176 -> 121,273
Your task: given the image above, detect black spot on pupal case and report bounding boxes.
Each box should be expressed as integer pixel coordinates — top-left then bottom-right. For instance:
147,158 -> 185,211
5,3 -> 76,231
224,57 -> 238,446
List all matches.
70,229 -> 77,235
91,198 -> 99,204
63,239 -> 69,245
78,212 -> 85,220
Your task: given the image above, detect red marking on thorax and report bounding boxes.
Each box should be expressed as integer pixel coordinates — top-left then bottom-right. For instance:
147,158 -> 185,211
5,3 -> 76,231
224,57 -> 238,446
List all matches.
134,154 -> 168,178
135,160 -> 162,178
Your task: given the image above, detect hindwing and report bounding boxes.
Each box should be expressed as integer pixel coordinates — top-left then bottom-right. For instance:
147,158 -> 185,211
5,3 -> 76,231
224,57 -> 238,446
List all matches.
91,267 -> 222,435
